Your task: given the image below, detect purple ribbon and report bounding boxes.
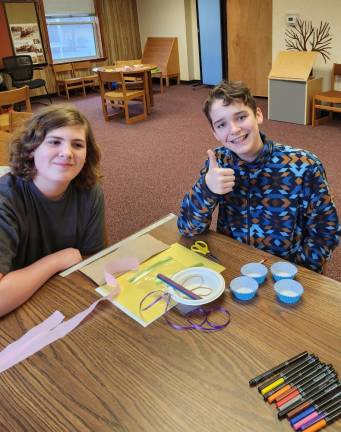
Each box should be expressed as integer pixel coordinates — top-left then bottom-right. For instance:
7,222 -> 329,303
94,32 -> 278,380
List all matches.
140,291 -> 230,332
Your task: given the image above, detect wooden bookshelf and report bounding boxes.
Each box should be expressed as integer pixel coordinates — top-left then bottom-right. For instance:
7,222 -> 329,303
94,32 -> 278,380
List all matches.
142,37 -> 180,87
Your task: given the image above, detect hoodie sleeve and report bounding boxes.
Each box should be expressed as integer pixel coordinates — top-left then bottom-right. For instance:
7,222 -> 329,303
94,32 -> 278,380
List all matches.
294,161 -> 340,272
177,158 -> 223,237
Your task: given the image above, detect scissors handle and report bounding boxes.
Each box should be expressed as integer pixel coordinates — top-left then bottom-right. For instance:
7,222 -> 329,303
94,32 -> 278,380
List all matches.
191,241 -> 209,254
194,240 -> 208,249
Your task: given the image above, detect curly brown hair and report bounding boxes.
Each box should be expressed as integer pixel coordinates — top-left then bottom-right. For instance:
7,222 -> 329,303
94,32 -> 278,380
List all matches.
9,105 -> 101,189
203,80 -> 257,128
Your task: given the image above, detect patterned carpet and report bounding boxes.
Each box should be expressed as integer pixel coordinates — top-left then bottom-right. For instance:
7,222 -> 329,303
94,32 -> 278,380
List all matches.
52,83 -> 341,281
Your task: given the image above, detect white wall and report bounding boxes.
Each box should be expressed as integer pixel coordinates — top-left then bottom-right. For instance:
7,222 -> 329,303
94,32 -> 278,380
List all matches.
273,0 -> 341,90
136,0 -> 200,81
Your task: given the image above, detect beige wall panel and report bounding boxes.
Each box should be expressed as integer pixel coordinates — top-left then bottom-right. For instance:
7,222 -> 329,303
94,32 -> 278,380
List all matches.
227,0 -> 272,97
137,0 -> 200,81
273,0 -> 341,91
4,2 -> 37,23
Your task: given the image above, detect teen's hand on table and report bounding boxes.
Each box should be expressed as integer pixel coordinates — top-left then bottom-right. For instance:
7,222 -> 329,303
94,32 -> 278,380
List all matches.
205,149 -> 235,194
53,248 -> 82,272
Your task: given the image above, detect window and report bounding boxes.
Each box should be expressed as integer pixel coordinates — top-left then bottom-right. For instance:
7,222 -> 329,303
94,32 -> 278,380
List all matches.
46,15 -> 102,62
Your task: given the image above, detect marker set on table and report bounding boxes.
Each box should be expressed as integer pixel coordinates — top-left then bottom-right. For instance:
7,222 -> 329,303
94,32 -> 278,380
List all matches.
249,352 -> 340,431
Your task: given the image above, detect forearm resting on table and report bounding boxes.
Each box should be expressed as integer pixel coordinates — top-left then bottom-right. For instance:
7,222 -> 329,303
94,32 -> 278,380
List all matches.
0,248 -> 82,317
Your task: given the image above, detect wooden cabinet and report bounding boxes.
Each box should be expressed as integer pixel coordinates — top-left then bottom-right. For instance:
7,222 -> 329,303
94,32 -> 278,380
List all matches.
227,0 -> 272,97
142,37 -> 180,87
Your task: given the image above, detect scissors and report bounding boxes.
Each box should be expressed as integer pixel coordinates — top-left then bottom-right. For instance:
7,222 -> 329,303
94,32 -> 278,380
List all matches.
190,241 -> 220,263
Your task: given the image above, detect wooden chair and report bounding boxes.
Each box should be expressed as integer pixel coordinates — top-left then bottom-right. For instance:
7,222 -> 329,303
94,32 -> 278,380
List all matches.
116,60 -> 163,95
9,111 -> 33,131
97,70 -> 147,125
72,61 -> 98,93
312,63 -> 341,127
52,63 -> 85,99
115,59 -> 144,88
0,130 -> 12,168
0,86 -> 32,132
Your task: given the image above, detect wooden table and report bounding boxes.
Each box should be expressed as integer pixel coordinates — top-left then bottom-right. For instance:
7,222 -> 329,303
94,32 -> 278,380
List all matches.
94,64 -> 156,114
0,214 -> 340,431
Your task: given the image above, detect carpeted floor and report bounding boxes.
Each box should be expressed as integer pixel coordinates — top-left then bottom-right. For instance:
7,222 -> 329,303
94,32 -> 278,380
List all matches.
51,83 -> 341,281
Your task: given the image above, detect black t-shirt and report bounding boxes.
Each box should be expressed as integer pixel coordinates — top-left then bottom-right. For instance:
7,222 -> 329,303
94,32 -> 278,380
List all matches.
0,174 -> 105,274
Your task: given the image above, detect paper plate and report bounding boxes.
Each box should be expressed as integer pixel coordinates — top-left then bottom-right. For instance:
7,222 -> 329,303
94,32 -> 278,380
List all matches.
169,267 -> 226,306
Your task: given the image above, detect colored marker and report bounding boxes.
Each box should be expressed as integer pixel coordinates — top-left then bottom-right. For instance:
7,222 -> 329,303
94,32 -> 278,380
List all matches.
156,273 -> 201,299
249,351 -> 308,386
290,391 -> 341,425
283,382 -> 341,420
273,366 -> 334,404
262,356 -> 320,398
288,382 -> 341,419
276,373 -> 337,409
266,363 -> 327,403
262,361 -> 322,401
260,356 -> 319,395
301,407 -> 341,432
293,400 -> 341,430
277,377 -> 338,412
261,357 -> 320,397
258,354 -> 313,393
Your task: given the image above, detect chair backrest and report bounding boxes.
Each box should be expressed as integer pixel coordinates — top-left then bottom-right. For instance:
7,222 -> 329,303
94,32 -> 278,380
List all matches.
72,61 -> 92,72
53,63 -> 74,79
98,70 -> 126,93
10,111 -> 33,131
331,63 -> 341,89
0,130 -> 13,165
72,61 -> 96,80
3,55 -> 34,82
0,86 -> 32,112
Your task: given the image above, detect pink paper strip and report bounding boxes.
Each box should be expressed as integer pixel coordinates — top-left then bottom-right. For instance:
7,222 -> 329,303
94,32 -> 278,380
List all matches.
0,257 -> 138,373
104,257 -> 139,286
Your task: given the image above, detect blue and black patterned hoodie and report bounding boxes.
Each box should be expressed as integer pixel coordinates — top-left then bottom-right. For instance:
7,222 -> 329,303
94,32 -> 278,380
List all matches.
177,133 -> 340,272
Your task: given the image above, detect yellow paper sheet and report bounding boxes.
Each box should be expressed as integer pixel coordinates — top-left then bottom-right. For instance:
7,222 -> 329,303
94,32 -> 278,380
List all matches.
96,243 -> 225,327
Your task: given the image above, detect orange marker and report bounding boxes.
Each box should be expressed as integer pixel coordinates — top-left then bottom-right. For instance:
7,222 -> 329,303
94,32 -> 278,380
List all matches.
275,368 -> 336,407
267,384 -> 292,403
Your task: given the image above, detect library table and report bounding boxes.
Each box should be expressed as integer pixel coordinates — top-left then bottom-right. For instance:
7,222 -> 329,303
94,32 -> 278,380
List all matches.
0,214 -> 340,432
94,63 -> 156,114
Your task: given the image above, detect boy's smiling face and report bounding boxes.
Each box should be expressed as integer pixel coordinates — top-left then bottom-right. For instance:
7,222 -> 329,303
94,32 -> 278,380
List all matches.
210,99 -> 264,162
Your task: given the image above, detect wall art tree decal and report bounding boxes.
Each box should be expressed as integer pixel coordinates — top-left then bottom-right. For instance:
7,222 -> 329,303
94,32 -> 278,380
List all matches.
285,19 -> 332,63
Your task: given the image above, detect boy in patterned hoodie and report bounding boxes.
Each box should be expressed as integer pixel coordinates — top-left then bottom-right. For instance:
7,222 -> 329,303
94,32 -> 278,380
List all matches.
177,81 -> 340,272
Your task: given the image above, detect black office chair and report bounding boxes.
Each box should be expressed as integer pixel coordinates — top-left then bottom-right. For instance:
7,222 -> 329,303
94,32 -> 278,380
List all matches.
3,55 -> 52,104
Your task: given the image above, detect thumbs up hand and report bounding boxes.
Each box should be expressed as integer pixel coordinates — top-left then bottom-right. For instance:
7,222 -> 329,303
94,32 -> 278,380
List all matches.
205,149 -> 235,195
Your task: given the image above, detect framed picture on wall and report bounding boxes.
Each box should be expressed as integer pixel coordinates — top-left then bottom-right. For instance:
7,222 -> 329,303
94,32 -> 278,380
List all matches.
4,1 -> 47,65
9,23 -> 45,64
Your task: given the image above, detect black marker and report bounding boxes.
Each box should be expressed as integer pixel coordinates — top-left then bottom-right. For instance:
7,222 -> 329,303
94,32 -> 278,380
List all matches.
264,362 -> 327,401
249,351 -> 309,386
279,381 -> 341,420
260,356 -> 320,396
277,376 -> 338,412
258,354 -> 317,393
289,391 -> 341,425
287,386 -> 341,420
274,366 -> 335,403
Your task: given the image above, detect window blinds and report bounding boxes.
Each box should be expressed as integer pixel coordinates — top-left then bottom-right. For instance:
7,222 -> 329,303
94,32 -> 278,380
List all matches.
43,0 -> 95,16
